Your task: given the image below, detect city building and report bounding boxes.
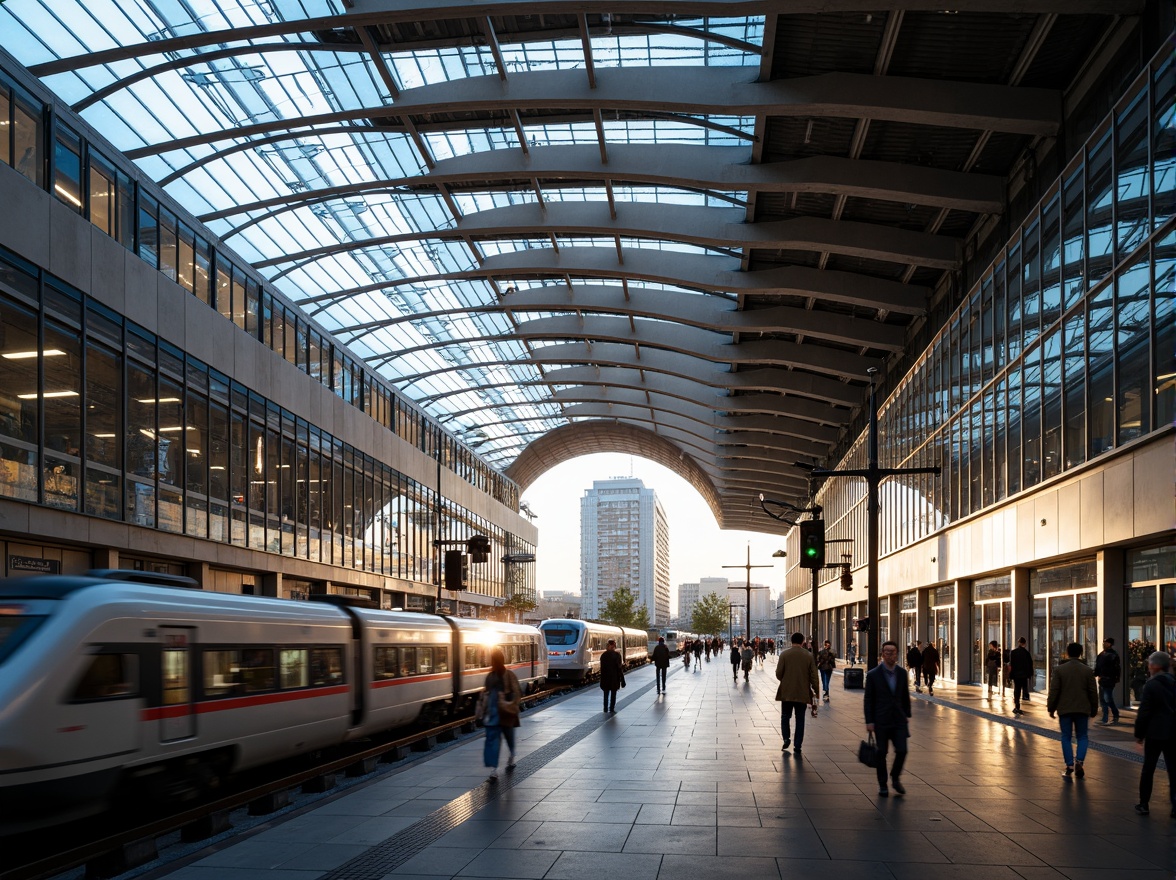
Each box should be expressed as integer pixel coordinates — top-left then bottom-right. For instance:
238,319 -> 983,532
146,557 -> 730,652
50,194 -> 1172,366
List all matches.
536,589 -> 582,620
580,477 -> 670,624
677,575 -> 729,623
726,581 -> 774,637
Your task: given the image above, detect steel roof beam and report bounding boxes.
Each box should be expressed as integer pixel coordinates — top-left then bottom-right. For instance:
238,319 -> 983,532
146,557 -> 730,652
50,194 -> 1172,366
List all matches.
261,203 -> 961,274
309,248 -> 930,316
381,341 -> 865,407
126,68 -> 1060,157
204,147 -> 1003,227
29,2 -> 1144,76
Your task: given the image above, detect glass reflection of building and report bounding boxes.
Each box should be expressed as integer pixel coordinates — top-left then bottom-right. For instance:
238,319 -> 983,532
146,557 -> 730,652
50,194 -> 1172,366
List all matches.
783,49 -> 1174,701
0,55 -> 534,612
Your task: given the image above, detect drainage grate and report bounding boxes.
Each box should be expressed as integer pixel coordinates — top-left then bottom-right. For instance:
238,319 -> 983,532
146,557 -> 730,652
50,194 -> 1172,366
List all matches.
322,672 -> 665,879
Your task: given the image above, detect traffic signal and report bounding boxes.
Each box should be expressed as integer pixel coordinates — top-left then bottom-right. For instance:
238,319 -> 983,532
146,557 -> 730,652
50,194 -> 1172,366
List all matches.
855,617 -> 871,632
444,550 -> 467,591
798,519 -> 825,570
467,535 -> 491,563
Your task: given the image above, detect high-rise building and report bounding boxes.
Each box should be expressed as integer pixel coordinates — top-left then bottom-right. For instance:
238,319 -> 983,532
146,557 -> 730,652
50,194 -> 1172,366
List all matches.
728,582 -> 774,636
580,478 -> 670,624
677,582 -> 700,623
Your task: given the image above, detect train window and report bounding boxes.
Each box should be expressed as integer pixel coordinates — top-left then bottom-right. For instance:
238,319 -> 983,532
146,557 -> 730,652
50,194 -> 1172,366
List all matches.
203,650 -> 239,697
465,646 -> 487,669
239,648 -> 275,692
373,646 -> 400,679
71,652 -> 139,701
542,627 -> 577,646
162,649 -> 189,706
433,646 -> 449,674
280,649 -> 308,689
399,647 -> 416,677
310,647 -> 344,687
0,610 -> 47,665
417,647 -> 435,675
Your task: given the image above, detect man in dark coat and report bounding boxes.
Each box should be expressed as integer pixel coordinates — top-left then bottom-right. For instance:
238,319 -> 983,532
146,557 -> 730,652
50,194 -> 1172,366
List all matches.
907,642 -> 924,693
652,636 -> 671,694
599,639 -> 625,713
1009,636 -> 1034,715
864,640 -> 912,797
1134,651 -> 1176,816
1094,637 -> 1122,725
921,641 -> 941,695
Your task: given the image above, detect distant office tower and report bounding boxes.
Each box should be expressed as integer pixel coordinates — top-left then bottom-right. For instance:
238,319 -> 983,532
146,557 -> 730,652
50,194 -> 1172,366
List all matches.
679,576 -> 729,624
580,477 -> 670,625
729,582 -> 774,636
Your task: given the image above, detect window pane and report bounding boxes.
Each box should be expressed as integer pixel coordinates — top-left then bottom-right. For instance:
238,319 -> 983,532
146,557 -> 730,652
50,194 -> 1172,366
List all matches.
177,224 -> 195,293
1087,280 -> 1115,456
43,322 -> 82,510
137,194 -> 159,268
1063,311 -> 1086,469
310,647 -> 343,686
158,209 -> 178,283
280,649 -> 308,689
1041,329 -> 1061,480
1116,259 -> 1151,444
185,389 -> 209,538
12,87 -> 43,186
72,653 -> 139,700
85,340 -> 121,519
89,152 -> 116,236
0,83 -> 10,167
1115,90 -> 1150,258
1062,169 -> 1085,310
1156,233 -> 1175,427
0,292 -> 39,502
1086,131 -> 1114,286
1022,344 -> 1042,489
1155,58 -> 1175,227
240,648 -> 275,692
126,362 -> 156,527
53,126 -> 83,213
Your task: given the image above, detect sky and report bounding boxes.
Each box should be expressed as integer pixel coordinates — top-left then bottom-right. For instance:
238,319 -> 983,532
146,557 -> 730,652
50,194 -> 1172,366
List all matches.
520,453 -> 792,610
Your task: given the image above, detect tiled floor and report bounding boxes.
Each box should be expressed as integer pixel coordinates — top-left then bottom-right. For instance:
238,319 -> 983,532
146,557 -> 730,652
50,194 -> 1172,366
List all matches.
152,657 -> 1174,880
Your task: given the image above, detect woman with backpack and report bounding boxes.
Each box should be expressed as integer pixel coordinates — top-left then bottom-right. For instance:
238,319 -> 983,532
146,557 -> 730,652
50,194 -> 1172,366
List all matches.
476,647 -> 522,781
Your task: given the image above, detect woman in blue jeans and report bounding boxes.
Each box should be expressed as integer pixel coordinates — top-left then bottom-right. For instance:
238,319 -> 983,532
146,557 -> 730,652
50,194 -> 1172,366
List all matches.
477,648 -> 522,781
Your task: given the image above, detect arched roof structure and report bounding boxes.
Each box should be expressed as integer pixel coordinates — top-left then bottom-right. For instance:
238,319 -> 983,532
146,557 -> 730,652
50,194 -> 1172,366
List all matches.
0,0 -> 1139,531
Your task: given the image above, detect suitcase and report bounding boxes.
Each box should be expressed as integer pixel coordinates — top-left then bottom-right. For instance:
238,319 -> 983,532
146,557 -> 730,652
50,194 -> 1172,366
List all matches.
843,667 -> 864,689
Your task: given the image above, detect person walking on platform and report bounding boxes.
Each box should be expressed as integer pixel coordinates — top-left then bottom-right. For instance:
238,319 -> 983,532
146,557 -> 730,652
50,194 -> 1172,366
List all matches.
816,640 -> 837,702
985,641 -> 1002,695
921,641 -> 941,695
864,641 -> 912,797
741,641 -> 755,682
476,648 -> 522,781
776,632 -> 820,754
1095,637 -> 1122,725
847,640 -> 858,668
1009,637 -> 1033,715
693,638 -> 704,669
600,639 -> 625,713
652,636 -> 671,694
907,642 -> 924,693
1048,642 -> 1098,779
1133,651 -> 1176,816
730,640 -> 741,683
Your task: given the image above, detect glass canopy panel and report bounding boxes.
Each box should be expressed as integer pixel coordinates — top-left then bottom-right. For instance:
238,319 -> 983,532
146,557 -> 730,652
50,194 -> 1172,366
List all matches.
0,0 -> 766,466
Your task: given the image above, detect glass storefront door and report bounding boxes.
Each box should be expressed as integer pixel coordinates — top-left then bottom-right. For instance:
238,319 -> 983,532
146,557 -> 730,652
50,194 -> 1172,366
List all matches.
1126,582 -> 1176,706
973,600 -> 1012,691
932,605 -> 956,680
1029,559 -> 1098,693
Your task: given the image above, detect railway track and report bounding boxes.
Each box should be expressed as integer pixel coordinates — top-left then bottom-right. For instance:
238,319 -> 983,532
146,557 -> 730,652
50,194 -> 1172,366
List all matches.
0,684 -> 574,880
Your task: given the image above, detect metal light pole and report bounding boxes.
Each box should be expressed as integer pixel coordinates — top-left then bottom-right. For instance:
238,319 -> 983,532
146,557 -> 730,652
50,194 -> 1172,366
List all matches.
807,368 -> 940,669
728,604 -> 746,643
723,546 -> 772,640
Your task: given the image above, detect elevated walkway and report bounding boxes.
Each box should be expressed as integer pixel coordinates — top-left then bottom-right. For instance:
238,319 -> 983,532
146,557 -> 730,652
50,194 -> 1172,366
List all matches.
148,656 -> 1172,880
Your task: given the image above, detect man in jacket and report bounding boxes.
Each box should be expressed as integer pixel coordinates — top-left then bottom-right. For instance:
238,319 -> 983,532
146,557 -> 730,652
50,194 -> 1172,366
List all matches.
775,632 -> 820,754
1133,651 -> 1176,816
1047,642 -> 1098,778
599,639 -> 625,713
1094,637 -> 1122,725
1009,636 -> 1034,715
907,642 -> 924,692
921,641 -> 941,696
816,640 -> 837,702
864,641 -> 912,797
740,642 -> 755,682
652,636 -> 671,694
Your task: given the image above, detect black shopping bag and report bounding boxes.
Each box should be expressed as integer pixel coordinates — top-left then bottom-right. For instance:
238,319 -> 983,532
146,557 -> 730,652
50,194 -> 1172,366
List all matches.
858,733 -> 878,768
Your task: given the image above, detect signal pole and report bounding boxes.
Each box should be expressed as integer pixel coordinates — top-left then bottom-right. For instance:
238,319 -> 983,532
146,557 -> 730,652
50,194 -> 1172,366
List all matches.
806,367 -> 939,669
722,546 -> 773,639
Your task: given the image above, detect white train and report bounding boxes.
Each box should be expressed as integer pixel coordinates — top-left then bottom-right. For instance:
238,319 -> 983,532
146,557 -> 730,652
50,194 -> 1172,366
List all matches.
540,619 -> 649,681
0,571 -> 546,832
647,629 -> 693,656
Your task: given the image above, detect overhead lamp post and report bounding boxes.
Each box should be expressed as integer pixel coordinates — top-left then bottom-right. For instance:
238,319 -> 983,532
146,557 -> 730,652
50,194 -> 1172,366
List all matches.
728,604 -> 746,643
723,546 -> 772,641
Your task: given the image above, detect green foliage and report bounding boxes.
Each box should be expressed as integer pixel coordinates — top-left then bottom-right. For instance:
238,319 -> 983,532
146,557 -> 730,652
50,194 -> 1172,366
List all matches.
691,591 -> 730,636
601,586 -> 650,629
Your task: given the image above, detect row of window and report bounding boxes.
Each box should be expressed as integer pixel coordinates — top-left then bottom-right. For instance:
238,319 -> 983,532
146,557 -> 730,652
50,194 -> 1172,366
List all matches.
0,247 -> 534,596
0,66 -> 517,511
786,56 -> 1174,600
71,645 -> 345,703
374,645 -> 450,679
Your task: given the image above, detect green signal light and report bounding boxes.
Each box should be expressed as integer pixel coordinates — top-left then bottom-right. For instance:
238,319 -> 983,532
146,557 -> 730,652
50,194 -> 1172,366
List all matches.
805,547 -> 817,556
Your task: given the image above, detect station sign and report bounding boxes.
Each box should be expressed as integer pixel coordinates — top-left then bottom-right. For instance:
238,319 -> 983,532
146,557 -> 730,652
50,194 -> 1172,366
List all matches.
8,555 -> 61,575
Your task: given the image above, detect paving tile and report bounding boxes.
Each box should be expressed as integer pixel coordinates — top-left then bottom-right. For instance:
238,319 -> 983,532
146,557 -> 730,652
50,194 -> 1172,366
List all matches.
453,847 -> 559,878
624,824 -> 717,855
275,844 -> 370,871
547,851 -> 662,880
1005,834 -> 1159,870
386,846 -> 482,877
718,826 -> 828,859
816,829 -> 949,863
518,820 -> 631,852
659,853 -> 782,879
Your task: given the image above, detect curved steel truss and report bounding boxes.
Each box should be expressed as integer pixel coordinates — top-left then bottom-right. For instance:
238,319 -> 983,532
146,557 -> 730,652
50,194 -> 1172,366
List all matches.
0,0 -> 1120,530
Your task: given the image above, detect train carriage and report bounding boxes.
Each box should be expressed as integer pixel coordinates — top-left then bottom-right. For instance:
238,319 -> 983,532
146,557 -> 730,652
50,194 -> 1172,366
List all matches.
540,619 -> 649,681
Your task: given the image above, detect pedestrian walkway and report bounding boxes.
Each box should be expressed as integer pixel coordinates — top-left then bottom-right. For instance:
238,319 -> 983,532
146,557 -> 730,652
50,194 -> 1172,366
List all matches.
151,657 -> 1173,880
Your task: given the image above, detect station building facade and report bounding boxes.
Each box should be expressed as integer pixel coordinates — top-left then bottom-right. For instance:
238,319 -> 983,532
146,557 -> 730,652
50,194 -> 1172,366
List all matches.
0,48 -> 535,614
782,46 -> 1174,708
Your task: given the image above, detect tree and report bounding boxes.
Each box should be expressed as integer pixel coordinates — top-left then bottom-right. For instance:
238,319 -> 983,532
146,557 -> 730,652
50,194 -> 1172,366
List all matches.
600,586 -> 650,629
502,594 -> 537,623
691,591 -> 730,636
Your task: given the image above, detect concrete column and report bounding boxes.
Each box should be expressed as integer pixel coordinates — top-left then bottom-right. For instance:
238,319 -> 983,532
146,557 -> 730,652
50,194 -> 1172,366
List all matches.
953,579 -> 971,683
259,571 -> 281,598
1010,567 -> 1032,652
1097,548 -> 1126,707
92,547 -> 119,569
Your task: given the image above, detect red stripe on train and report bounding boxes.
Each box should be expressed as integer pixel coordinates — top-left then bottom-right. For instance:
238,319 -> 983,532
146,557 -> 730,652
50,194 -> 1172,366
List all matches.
140,685 -> 350,721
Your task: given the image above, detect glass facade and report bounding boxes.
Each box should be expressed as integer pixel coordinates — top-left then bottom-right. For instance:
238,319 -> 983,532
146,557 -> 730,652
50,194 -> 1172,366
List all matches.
0,63 -> 518,513
784,53 -> 1174,605
1125,545 -> 1176,707
0,247 -> 534,601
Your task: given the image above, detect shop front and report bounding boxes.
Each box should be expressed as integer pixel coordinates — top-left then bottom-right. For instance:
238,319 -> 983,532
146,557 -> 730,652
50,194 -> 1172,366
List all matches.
1125,544 -> 1176,707
1029,559 -> 1098,692
929,585 -> 957,682
972,576 -> 1012,689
